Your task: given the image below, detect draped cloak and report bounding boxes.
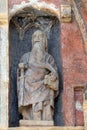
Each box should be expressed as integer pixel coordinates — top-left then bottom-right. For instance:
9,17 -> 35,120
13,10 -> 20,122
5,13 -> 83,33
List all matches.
17,52 -> 58,112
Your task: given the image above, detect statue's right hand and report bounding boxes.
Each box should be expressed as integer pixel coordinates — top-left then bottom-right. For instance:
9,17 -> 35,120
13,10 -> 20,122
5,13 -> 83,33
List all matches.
18,63 -> 24,69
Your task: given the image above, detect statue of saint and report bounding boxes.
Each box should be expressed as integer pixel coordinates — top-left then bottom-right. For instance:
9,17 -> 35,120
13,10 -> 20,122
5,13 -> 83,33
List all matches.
17,30 -> 59,121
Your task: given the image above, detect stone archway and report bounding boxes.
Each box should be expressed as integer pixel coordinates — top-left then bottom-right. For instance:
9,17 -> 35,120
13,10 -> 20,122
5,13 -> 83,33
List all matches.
9,1 -> 60,20
9,6 -> 63,127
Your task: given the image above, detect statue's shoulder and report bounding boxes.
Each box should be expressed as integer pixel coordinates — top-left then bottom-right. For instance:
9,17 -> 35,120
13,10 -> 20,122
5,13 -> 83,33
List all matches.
21,52 -> 30,58
20,52 -> 31,63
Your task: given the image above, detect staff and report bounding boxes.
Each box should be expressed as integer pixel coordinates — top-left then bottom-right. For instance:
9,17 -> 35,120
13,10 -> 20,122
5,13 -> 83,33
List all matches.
17,63 -> 25,107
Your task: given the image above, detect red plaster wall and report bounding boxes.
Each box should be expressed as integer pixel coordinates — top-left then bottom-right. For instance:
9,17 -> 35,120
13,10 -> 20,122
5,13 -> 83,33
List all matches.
9,0 -> 29,8
9,0 -> 87,126
61,20 -> 87,126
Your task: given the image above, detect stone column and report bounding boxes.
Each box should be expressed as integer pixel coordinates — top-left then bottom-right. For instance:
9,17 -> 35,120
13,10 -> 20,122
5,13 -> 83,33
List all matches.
0,0 -> 9,127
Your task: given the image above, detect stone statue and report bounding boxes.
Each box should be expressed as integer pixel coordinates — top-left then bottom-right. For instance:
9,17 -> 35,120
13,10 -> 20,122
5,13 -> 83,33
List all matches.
17,30 -> 59,122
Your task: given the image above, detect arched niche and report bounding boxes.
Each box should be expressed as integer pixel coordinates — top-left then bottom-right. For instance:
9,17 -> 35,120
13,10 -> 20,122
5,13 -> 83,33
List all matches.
9,7 -> 64,127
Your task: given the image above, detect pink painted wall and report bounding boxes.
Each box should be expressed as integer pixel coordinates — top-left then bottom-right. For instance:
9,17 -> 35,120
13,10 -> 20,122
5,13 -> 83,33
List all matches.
61,20 -> 87,125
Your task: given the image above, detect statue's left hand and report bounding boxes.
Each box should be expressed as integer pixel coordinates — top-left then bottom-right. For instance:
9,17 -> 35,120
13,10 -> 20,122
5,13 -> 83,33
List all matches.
19,63 -> 28,69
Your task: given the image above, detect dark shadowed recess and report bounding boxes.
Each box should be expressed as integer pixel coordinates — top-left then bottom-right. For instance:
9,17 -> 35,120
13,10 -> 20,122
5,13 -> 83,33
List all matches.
9,7 -> 64,127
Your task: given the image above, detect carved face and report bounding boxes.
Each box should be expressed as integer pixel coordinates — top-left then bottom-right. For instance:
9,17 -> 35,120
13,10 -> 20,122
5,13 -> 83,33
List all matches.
32,30 -> 48,51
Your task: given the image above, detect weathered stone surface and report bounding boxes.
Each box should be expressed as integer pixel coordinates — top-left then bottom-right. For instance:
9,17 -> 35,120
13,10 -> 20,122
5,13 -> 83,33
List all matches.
79,0 -> 87,24
9,0 -> 60,20
0,0 -> 7,13
9,13 -> 63,126
0,0 -> 8,25
4,126 -> 85,130
19,120 -> 54,126
17,30 -> 58,122
0,127 -> 84,130
74,88 -> 84,126
9,0 -> 60,9
0,26 -> 9,127
0,0 -> 9,127
60,4 -> 72,22
0,0 -> 9,124
7,0 -> 87,127
72,0 -> 87,53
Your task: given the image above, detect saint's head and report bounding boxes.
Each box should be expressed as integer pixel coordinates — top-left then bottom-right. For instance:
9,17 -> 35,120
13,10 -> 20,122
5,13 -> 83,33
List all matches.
32,30 -> 48,52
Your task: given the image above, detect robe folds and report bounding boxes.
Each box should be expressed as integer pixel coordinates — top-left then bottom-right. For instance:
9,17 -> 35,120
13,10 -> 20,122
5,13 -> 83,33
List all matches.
17,52 -> 58,112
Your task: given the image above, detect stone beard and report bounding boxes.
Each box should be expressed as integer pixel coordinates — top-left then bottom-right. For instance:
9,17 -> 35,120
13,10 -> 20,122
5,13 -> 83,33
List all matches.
17,30 -> 59,124
30,42 -> 45,63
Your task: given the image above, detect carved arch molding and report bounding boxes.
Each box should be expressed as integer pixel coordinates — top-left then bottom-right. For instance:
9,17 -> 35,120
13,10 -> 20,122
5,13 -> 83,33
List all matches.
10,7 -> 58,40
71,0 -> 87,53
9,0 -> 87,53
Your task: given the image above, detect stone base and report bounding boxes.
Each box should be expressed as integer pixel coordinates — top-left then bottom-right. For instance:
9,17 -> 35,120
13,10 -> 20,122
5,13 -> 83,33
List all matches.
19,120 -> 54,127
0,126 -> 84,130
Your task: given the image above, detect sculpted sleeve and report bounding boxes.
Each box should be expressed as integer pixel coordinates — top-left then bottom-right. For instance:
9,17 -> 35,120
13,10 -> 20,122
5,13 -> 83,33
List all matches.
45,53 -> 58,73
20,52 -> 30,65
45,53 -> 59,97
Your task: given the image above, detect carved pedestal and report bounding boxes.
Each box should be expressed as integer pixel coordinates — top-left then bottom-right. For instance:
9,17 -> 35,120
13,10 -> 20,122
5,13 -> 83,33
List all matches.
19,120 -> 54,127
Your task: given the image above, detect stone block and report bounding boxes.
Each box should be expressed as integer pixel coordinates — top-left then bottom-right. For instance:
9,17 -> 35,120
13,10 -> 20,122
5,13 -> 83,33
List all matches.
60,4 -> 72,22
4,126 -> 85,130
0,0 -> 6,13
19,120 -> 54,127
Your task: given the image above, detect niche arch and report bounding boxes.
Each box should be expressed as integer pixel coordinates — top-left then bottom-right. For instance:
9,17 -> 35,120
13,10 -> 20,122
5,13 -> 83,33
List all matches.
9,6 -> 63,127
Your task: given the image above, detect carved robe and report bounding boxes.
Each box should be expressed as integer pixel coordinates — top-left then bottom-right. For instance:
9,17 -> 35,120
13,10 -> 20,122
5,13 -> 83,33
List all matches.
17,52 -> 58,113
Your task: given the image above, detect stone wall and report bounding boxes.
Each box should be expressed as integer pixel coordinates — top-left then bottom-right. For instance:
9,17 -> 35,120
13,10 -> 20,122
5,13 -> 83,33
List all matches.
0,126 -> 85,130
0,0 -> 9,127
0,0 -> 87,128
